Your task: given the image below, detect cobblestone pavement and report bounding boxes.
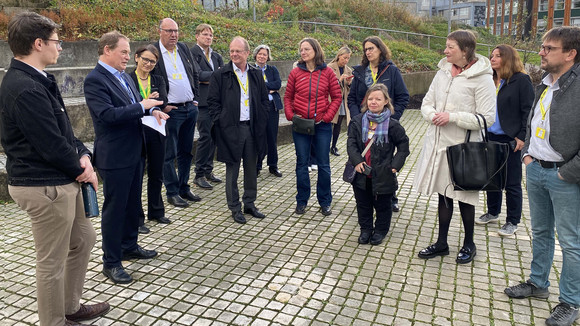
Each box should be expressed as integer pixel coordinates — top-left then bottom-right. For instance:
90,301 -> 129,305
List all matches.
1,110 -> 569,326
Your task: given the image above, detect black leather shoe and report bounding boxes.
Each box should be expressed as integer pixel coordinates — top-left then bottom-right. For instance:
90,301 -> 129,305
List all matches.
232,211 -> 246,224
180,190 -> 201,202
295,205 -> 306,215
244,207 -> 266,219
149,216 -> 171,224
138,225 -> 150,234
167,195 -> 189,207
269,167 -> 283,177
370,233 -> 386,245
392,202 -> 400,212
321,206 -> 332,216
102,266 -> 132,284
330,147 -> 340,156
418,243 -> 449,259
456,245 -> 477,264
358,231 -> 371,244
194,176 -> 213,189
206,173 -> 222,183
122,246 -> 158,260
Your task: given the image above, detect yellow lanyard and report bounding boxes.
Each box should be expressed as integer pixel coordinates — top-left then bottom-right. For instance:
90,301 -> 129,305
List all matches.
261,66 -> 267,82
168,48 -> 178,70
539,87 -> 550,120
137,75 -> 151,99
371,68 -> 378,85
495,80 -> 503,95
205,49 -> 210,62
236,72 -> 248,96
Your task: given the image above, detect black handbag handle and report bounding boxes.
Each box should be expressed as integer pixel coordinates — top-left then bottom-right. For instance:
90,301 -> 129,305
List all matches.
464,113 -> 488,143
313,70 -> 321,118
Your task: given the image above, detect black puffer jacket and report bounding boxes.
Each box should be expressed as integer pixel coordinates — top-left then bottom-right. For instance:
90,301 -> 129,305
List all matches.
347,113 -> 410,194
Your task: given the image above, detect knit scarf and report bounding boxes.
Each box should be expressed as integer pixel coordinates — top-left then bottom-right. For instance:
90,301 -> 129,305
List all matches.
362,110 -> 391,145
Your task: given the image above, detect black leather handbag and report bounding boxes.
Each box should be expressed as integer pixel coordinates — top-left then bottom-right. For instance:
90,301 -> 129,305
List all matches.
292,71 -> 321,136
343,137 -> 375,183
446,114 -> 509,191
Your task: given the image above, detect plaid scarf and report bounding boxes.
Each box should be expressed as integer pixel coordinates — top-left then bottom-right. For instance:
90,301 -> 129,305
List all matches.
362,110 -> 391,145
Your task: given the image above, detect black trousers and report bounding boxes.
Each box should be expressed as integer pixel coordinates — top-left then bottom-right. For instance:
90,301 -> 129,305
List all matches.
194,106 -> 216,178
353,177 -> 393,235
257,101 -> 279,170
485,133 -> 523,225
225,124 -> 258,212
138,127 -> 165,225
99,159 -> 143,269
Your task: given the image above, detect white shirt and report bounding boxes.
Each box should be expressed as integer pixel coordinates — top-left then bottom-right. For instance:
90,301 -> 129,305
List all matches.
159,41 -> 194,104
233,62 -> 250,121
527,74 -> 564,162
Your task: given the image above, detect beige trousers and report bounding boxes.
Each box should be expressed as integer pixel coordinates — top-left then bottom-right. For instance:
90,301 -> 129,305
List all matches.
9,183 -> 96,326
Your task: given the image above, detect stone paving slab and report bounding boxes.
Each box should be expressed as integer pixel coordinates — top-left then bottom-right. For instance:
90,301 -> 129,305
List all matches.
1,110 -> 569,326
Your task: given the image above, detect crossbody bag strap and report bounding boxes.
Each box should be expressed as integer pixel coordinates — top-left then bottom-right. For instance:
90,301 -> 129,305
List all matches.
314,70 -> 322,119
376,64 -> 391,81
361,136 -> 375,157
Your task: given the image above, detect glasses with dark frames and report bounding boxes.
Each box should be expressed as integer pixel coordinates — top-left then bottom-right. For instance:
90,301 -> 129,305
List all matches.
45,39 -> 63,48
540,45 -> 562,54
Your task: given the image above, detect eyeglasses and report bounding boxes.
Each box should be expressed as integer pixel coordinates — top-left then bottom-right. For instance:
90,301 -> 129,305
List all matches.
230,50 -> 247,54
160,28 -> 179,34
45,39 -> 63,48
139,57 -> 157,65
364,47 -> 376,53
540,45 -> 562,54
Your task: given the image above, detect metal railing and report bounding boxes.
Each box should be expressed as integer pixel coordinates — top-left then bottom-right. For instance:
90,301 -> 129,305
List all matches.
276,20 -> 539,57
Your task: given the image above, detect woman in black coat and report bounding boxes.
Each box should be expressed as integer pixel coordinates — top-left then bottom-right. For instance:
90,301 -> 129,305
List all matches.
475,44 -> 534,236
347,84 -> 409,246
129,44 -> 168,233
253,44 -> 284,177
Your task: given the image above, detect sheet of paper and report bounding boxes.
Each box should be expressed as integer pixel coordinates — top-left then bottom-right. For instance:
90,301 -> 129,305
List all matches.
141,116 -> 166,136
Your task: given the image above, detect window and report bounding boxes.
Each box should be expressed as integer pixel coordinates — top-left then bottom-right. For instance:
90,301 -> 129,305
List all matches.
554,18 -> 564,27
539,0 -> 549,11
555,0 -> 565,10
572,17 -> 580,26
573,0 -> 580,8
537,19 -> 546,33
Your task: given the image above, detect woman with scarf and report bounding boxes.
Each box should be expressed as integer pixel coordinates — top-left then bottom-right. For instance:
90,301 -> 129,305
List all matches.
327,46 -> 353,156
347,84 -> 409,245
348,36 -> 409,212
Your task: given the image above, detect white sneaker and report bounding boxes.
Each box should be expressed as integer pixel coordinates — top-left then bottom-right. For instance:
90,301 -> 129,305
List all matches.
311,164 -> 318,171
498,222 -> 518,236
475,213 -> 499,225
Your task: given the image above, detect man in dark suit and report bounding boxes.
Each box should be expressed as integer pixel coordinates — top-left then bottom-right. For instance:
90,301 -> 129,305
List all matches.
84,31 -> 168,284
191,23 -> 224,190
151,18 -> 202,209
208,36 -> 269,224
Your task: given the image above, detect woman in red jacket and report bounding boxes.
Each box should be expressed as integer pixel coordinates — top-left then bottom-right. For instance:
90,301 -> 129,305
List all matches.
284,38 -> 341,216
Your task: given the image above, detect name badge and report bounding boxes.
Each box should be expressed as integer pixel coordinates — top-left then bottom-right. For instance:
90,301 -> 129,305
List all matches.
368,130 -> 375,140
536,127 -> 546,139
244,99 -> 249,107
172,73 -> 183,80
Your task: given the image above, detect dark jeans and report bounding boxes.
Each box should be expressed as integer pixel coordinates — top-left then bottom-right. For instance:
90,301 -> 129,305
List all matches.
163,102 -> 198,197
293,122 -> 332,207
99,160 -> 143,269
257,101 -> 279,170
353,177 -> 393,235
138,127 -> 165,225
194,106 -> 215,178
485,133 -> 523,225
225,124 -> 258,212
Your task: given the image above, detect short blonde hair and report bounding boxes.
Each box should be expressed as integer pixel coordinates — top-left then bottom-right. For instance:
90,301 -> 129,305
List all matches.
361,84 -> 394,114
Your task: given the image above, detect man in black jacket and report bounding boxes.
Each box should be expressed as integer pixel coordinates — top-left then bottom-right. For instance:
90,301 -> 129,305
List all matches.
208,36 -> 269,224
0,12 -> 109,325
151,18 -> 202,210
190,23 -> 224,189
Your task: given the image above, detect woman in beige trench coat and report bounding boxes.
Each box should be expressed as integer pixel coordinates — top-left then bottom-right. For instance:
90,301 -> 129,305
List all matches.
328,46 -> 353,156
413,30 -> 496,265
